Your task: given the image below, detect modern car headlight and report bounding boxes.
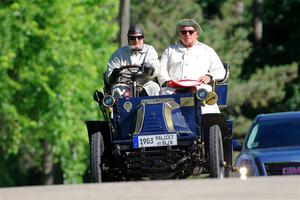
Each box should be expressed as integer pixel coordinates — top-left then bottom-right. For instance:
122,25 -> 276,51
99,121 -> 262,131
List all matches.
102,95 -> 115,107
236,156 -> 259,178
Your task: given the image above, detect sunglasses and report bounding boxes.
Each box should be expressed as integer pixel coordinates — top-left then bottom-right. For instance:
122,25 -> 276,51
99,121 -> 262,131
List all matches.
129,35 -> 144,40
180,30 -> 195,35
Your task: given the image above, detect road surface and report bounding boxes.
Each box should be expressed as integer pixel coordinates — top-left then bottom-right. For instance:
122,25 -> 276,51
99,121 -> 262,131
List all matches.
0,176 -> 299,200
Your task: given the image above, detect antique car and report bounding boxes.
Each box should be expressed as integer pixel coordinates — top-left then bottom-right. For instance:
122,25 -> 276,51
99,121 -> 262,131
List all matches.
234,111 -> 300,177
85,64 -> 234,182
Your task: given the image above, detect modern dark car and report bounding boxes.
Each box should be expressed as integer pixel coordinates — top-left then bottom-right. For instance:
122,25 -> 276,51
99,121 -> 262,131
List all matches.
234,111 -> 300,176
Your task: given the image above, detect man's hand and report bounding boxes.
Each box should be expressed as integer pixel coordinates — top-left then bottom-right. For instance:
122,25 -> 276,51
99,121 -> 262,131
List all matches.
198,74 -> 212,84
142,62 -> 155,76
162,80 -> 170,87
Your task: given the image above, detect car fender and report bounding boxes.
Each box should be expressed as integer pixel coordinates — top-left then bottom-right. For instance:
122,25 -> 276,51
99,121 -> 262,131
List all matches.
85,120 -> 112,154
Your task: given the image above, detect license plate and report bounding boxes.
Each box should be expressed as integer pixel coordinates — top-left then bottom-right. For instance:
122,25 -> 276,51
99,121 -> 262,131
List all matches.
133,134 -> 177,148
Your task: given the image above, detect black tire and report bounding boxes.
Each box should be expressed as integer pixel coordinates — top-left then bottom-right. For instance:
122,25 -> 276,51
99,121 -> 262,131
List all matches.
208,125 -> 225,178
90,131 -> 105,183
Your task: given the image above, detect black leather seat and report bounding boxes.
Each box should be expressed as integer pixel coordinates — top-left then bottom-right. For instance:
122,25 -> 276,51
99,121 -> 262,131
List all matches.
216,63 -> 230,84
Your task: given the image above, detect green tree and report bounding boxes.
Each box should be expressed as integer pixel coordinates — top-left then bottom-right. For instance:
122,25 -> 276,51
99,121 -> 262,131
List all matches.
237,0 -> 300,133
196,0 -> 300,137
261,0 -> 300,114
131,0 -> 204,55
0,0 -> 118,185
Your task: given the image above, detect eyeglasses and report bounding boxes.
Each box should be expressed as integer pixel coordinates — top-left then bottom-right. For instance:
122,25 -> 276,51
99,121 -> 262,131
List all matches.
180,30 -> 195,35
129,35 -> 144,40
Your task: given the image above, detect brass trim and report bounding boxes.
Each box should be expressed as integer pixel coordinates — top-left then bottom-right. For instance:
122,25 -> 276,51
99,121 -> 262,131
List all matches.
123,101 -> 132,112
141,98 -> 174,104
206,92 -> 218,105
180,97 -> 194,107
166,100 -> 180,109
163,102 -> 176,132
133,103 -> 145,135
212,80 -> 216,92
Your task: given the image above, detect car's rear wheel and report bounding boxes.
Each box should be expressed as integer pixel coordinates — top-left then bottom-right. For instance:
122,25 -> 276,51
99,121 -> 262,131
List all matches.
208,125 -> 225,178
90,131 -> 105,183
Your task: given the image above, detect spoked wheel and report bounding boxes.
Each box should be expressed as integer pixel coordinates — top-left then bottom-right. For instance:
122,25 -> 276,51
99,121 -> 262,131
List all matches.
90,131 -> 105,183
208,125 -> 225,178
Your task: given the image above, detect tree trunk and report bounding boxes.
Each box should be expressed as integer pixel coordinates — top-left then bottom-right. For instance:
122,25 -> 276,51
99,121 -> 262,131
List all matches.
253,0 -> 263,47
234,1 -> 244,21
298,65 -> 300,80
42,139 -> 53,185
119,0 -> 130,47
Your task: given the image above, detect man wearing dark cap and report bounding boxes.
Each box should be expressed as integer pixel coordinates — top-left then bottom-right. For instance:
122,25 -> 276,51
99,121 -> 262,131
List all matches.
158,19 -> 226,113
106,25 -> 160,97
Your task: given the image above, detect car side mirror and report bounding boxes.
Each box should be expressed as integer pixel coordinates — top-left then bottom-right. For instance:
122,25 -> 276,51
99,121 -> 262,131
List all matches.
232,139 -> 242,151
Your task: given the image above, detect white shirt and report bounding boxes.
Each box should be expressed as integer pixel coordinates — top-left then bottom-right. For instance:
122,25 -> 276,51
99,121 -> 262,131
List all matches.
158,41 -> 225,85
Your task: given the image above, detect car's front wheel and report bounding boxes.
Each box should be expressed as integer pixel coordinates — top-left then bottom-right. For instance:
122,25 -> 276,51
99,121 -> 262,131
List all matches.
208,125 -> 225,178
90,131 -> 105,183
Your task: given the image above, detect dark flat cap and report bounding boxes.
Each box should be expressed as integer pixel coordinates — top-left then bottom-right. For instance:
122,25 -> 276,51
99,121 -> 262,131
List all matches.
127,25 -> 144,36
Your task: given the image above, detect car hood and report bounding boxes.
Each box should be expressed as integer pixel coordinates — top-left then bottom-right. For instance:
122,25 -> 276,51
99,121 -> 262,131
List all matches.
248,146 -> 300,163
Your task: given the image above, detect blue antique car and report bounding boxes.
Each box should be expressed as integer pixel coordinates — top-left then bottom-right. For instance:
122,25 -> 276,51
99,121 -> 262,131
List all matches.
86,64 -> 234,182
234,111 -> 300,176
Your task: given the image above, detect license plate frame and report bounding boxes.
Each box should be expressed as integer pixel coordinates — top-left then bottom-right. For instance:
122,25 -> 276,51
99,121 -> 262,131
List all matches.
133,134 -> 177,148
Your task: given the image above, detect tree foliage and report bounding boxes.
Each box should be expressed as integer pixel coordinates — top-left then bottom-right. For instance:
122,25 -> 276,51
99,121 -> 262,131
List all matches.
0,0 -> 118,185
130,0 -> 204,55
0,0 -> 299,186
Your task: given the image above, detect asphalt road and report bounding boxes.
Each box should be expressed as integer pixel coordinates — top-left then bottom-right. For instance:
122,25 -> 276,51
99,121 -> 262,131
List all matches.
0,176 -> 300,200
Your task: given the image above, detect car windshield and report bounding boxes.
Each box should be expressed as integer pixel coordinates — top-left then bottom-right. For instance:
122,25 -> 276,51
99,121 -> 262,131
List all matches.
246,120 -> 300,149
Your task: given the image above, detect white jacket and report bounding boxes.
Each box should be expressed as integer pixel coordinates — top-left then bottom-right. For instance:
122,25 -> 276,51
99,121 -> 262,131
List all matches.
107,44 -> 159,79
158,41 -> 225,85
106,44 -> 160,96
